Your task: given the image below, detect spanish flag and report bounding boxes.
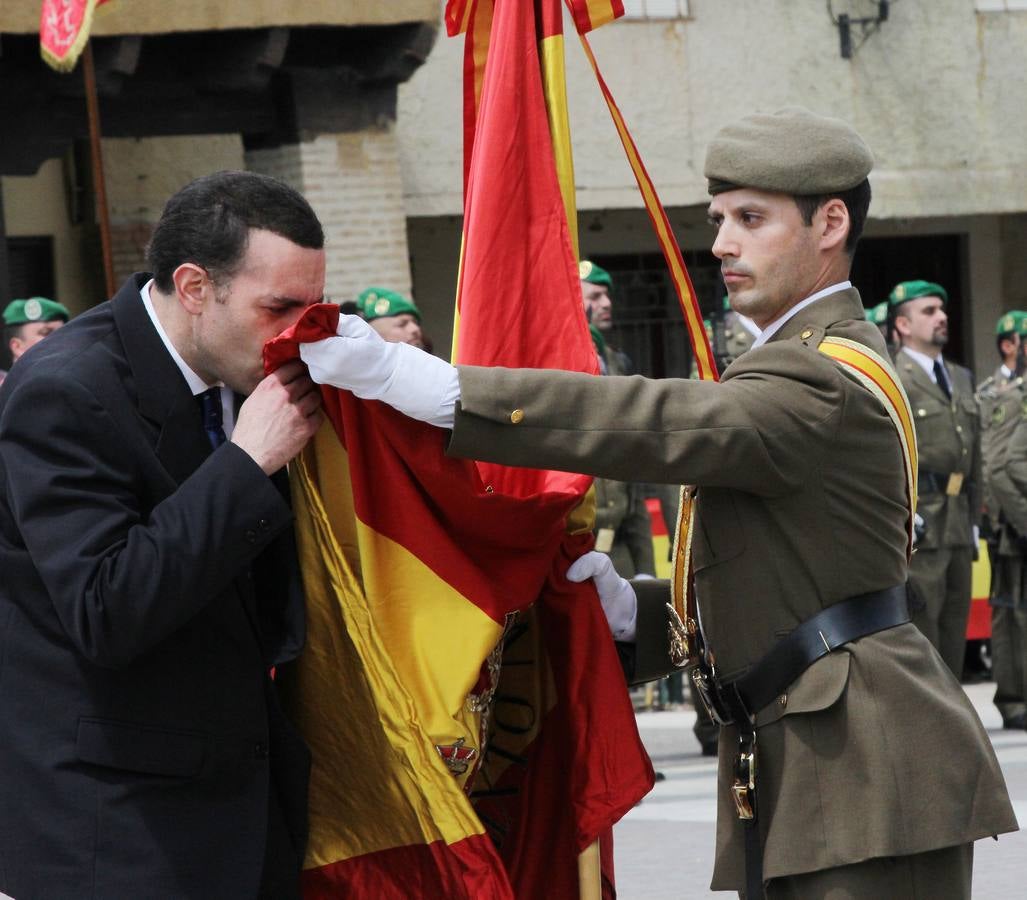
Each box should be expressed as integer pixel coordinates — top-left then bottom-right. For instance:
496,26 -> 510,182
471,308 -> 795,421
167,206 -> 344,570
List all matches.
40,0 -> 110,72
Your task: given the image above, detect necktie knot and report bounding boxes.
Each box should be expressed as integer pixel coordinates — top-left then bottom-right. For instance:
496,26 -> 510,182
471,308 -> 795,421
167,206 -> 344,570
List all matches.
199,387 -> 227,449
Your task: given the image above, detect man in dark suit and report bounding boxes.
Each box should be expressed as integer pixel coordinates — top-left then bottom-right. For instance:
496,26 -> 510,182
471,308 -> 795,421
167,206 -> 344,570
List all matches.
0,171 -> 325,899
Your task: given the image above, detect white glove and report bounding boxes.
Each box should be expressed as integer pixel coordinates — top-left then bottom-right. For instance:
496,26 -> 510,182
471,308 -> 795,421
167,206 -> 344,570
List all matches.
300,314 -> 459,428
566,551 -> 638,641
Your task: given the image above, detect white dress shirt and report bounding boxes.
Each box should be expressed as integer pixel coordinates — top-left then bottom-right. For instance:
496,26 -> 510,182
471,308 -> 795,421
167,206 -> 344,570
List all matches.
750,281 -> 852,348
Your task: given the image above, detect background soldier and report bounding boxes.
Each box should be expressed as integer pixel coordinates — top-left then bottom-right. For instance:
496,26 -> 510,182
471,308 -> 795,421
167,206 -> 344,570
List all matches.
1,297 -> 70,385
891,280 -> 982,677
980,311 -> 1027,729
356,286 -> 425,349
580,260 -> 633,374
865,300 -> 892,348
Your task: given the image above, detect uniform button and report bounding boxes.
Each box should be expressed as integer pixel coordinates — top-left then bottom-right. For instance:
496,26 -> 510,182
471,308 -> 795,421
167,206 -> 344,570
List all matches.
245,529 -> 257,543
254,742 -> 269,759
778,694 -> 788,707
510,409 -> 525,424
955,426 -> 962,433
258,517 -> 270,530
800,328 -> 814,340
962,449 -> 968,456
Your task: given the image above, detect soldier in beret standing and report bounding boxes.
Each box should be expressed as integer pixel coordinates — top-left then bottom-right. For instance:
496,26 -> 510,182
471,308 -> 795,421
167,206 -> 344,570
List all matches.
356,286 -> 426,349
300,108 -> 1017,898
890,280 -> 982,677
980,311 -> 1027,729
1,297 -> 70,385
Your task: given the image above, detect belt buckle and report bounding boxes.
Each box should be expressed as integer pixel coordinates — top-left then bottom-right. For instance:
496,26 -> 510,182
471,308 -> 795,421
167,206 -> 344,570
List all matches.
731,734 -> 757,820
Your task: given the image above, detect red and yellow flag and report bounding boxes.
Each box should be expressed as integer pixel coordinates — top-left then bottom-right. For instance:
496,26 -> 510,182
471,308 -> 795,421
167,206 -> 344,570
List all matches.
40,0 -> 111,72
267,307 -> 587,899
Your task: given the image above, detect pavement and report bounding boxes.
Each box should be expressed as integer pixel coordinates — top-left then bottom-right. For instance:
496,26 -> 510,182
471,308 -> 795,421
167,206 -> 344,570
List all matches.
613,681 -> 1027,898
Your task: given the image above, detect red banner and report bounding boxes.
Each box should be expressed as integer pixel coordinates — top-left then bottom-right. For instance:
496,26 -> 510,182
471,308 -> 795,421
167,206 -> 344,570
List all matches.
40,0 -> 110,72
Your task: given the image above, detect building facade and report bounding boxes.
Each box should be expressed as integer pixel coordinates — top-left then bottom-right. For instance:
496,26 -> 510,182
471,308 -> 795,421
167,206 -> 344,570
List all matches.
397,0 -> 1027,378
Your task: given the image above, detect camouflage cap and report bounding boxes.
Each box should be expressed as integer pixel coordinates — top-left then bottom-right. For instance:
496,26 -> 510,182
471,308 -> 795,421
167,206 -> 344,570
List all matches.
356,287 -> 421,322
996,310 -> 1027,337
3,297 -> 70,326
865,301 -> 889,326
705,107 -> 873,196
888,280 -> 948,308
579,260 -> 612,288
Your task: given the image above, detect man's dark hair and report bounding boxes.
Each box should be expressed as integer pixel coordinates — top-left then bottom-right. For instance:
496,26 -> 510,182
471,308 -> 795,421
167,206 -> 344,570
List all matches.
146,171 -> 324,294
793,178 -> 871,256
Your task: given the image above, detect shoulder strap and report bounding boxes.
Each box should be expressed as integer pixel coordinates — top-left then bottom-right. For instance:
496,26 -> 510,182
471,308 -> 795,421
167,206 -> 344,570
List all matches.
818,336 -> 918,559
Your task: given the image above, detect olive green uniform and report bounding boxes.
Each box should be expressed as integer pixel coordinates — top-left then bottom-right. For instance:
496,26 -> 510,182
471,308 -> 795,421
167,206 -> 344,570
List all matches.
982,370 -> 1027,724
895,348 -> 981,676
447,289 -> 1016,894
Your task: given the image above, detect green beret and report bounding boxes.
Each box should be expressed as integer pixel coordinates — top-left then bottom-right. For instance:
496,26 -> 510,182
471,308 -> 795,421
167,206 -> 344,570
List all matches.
996,310 -> 1027,337
705,107 -> 873,196
579,260 -> 612,288
888,280 -> 948,308
356,287 -> 421,322
865,301 -> 889,326
3,297 -> 70,326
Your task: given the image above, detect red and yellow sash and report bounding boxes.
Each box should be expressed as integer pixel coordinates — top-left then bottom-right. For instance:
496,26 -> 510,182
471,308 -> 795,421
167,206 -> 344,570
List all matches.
671,336 -> 920,635
817,336 -> 918,558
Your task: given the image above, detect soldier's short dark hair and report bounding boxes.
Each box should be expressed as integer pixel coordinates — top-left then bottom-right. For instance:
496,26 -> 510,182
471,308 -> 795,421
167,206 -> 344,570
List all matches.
793,179 -> 871,256
146,171 -> 324,294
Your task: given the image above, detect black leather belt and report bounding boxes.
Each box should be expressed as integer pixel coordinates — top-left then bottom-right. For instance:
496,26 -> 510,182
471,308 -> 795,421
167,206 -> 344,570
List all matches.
732,583 -> 909,718
689,584 -> 909,900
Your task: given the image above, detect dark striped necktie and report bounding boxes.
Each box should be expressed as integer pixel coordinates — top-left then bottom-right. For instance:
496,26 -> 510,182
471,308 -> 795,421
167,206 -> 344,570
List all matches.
198,387 -> 227,449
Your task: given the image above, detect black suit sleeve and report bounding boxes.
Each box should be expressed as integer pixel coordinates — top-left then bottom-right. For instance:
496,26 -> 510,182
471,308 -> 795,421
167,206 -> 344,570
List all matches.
1,374 -> 293,668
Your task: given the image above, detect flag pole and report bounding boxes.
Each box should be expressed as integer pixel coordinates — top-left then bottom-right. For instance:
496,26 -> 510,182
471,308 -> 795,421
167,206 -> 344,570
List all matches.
577,838 -> 602,900
82,39 -> 116,298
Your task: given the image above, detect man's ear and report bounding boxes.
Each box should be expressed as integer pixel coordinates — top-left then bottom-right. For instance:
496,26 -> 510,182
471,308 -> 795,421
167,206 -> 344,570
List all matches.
8,335 -> 23,359
170,263 -> 212,316
817,198 -> 850,253
893,313 -> 911,339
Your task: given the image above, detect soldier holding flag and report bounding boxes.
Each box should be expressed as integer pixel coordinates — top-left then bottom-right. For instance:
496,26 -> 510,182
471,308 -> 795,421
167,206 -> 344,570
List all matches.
299,107 -> 1016,898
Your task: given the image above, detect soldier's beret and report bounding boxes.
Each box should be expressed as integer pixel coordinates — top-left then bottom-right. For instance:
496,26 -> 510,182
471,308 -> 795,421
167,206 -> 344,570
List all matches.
356,287 -> 421,322
888,280 -> 948,308
3,297 -> 70,326
579,260 -> 612,288
705,107 -> 874,196
865,301 -> 889,326
996,310 -> 1027,337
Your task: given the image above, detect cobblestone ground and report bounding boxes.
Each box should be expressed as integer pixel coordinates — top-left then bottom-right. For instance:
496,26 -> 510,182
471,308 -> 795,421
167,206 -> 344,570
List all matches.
614,682 -> 1027,898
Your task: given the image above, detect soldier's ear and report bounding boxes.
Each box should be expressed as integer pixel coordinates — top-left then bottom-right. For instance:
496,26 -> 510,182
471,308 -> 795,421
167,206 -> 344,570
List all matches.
817,198 -> 849,254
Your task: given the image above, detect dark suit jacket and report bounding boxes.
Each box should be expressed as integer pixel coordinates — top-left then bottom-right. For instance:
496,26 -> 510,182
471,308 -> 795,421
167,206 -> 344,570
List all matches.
0,274 -> 310,899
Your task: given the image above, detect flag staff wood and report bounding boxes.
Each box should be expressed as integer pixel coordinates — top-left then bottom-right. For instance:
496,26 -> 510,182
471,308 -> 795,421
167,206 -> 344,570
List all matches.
578,838 -> 601,900
82,40 -> 116,298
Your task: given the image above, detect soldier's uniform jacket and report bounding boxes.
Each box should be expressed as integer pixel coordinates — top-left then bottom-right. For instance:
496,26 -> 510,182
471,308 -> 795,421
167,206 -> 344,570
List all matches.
593,477 -> 655,578
986,373 -> 1027,606
895,348 -> 981,549
447,289 -> 1016,887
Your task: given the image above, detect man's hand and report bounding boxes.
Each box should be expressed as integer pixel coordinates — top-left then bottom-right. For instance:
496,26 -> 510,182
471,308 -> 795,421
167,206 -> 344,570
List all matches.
232,360 -> 323,474
300,314 -> 458,427
566,550 -> 638,641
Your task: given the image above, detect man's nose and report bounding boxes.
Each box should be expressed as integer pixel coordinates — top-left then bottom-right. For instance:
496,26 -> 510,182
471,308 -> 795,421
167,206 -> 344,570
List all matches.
711,226 -> 737,260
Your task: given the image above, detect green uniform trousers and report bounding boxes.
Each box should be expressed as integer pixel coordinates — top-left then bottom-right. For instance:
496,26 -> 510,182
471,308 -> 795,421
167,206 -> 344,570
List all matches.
992,604 -> 1027,722
745,842 -> 973,899
909,545 -> 973,677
